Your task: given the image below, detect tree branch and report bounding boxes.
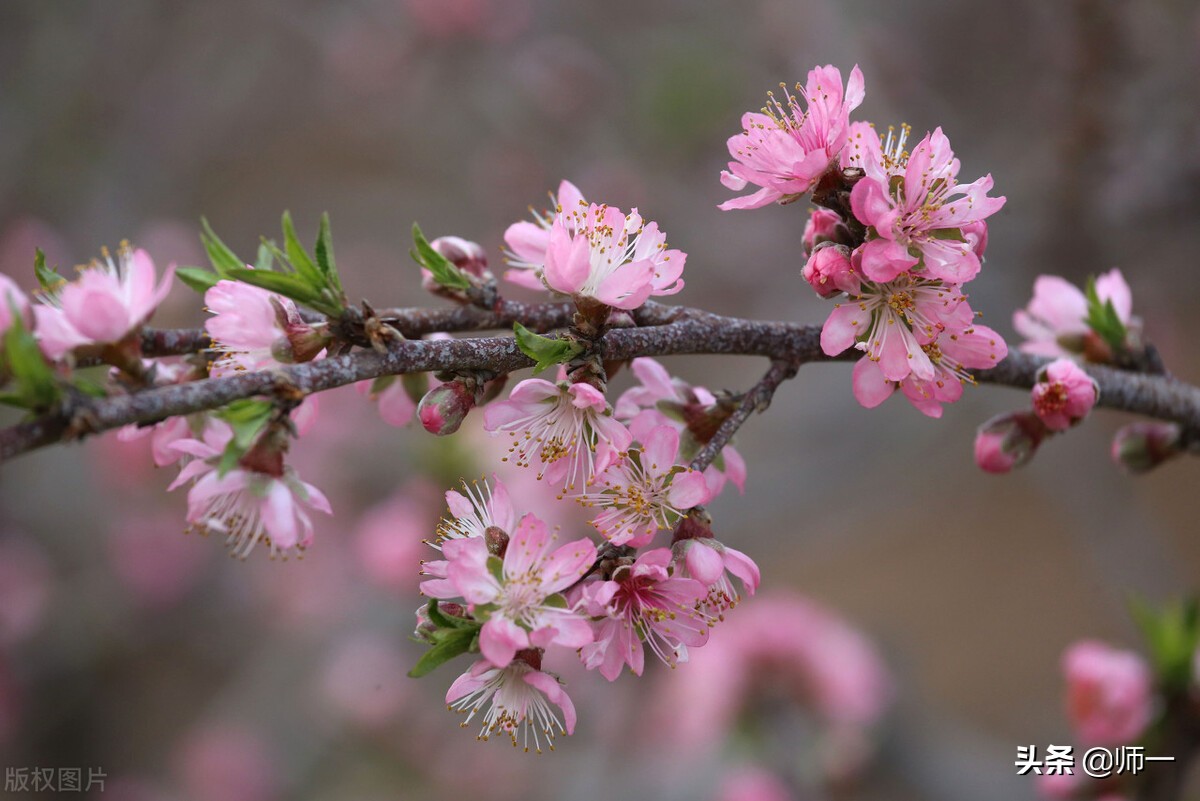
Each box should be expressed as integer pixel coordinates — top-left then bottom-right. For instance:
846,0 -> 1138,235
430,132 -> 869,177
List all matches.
4,303 -> 1200,463
689,359 -> 799,473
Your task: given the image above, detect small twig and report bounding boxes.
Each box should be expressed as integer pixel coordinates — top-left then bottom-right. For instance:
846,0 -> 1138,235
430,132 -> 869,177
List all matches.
689,359 -> 798,473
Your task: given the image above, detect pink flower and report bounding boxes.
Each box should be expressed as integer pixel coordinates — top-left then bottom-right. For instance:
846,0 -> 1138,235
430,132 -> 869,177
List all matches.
716,766 -> 794,801
0,273 -> 30,336
1032,359 -> 1099,431
579,548 -> 711,680
802,243 -> 859,298
577,425 -> 712,547
1014,269 -> 1134,358
974,411 -> 1048,474
820,273 -> 973,383
719,64 -> 865,210
614,357 -> 747,497
541,203 -> 685,310
850,324 -> 1008,417
353,491 -> 432,594
503,179 -> 586,290
437,476 -> 517,542
483,378 -> 632,492
33,244 -> 174,359
848,126 -> 1005,284
672,535 -> 760,616
424,513 -> 596,667
802,207 -> 848,254
205,279 -> 325,376
1063,640 -> 1152,746
446,657 -> 576,753
174,725 -> 279,801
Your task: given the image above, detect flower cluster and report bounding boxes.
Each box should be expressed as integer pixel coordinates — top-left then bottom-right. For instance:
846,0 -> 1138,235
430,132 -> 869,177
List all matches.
719,65 -> 1008,416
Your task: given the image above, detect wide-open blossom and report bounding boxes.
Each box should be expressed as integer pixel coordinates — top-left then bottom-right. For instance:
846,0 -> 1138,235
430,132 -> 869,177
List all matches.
615,357 -> 747,497
424,513 -> 595,668
1013,269 -> 1134,358
33,244 -> 174,360
447,657 -> 576,753
483,378 -> 632,492
719,64 -> 864,210
503,179 -> 586,290
205,279 -> 326,376
848,126 -> 1005,284
541,203 -> 685,310
672,535 -> 760,616
579,548 -> 711,680
1063,640 -> 1152,746
850,324 -> 1008,417
577,425 -> 711,547
820,272 -> 974,384
1032,359 -> 1099,431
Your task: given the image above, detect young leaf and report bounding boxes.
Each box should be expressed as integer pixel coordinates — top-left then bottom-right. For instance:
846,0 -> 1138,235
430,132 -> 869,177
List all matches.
1084,276 -> 1128,353
33,248 -> 65,291
281,211 -> 323,288
255,242 -> 275,272
3,307 -> 59,411
513,322 -> 582,374
199,218 -> 244,276
315,212 -> 342,292
407,624 -> 479,678
411,223 -> 471,290
175,266 -> 221,293
225,267 -> 325,309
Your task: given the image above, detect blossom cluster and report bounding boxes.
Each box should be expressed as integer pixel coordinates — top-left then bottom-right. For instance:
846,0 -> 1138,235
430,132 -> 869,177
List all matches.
719,65 -> 1008,417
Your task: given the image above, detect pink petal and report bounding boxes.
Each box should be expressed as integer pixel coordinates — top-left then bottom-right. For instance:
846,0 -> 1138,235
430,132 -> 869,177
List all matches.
684,540 -> 724,585
668,471 -> 711,509
852,357 -> 895,408
261,480 -> 299,549
820,302 -> 869,356
858,238 -> 917,283
722,546 -> 760,593
641,425 -> 681,478
479,617 -> 529,668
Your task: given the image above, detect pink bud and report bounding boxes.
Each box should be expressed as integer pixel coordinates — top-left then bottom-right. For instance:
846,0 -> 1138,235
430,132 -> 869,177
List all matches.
268,296 -> 330,363
421,236 -> 493,294
974,411 -> 1048,473
1032,359 -> 1099,431
802,243 -> 859,298
417,380 -> 476,436
962,220 -> 989,260
1111,422 -> 1183,474
802,207 -> 847,255
1063,640 -> 1152,746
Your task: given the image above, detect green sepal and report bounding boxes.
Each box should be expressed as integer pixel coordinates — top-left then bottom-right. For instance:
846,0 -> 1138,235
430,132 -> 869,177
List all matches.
1084,276 -> 1128,353
411,223 -> 471,290
543,593 -> 568,610
426,599 -> 474,629
34,248 -> 65,291
487,554 -> 505,584
930,227 -> 964,241
2,305 -> 59,411
1131,597 -> 1200,694
199,217 -> 244,276
513,322 -> 582,374
175,266 -> 221,294
408,623 -> 480,678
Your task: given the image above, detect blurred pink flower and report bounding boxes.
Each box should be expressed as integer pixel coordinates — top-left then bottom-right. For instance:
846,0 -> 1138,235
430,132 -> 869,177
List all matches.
974,411 -> 1048,474
405,0 -> 531,41
174,724 -> 279,801
1032,359 -> 1099,431
0,535 -> 52,646
34,245 -> 174,360
317,634 -> 409,729
720,64 -> 864,210
107,512 -> 211,607
447,656 -> 575,753
0,272 -> 30,336
716,766 -> 794,801
353,490 -> 432,594
1063,640 -> 1152,746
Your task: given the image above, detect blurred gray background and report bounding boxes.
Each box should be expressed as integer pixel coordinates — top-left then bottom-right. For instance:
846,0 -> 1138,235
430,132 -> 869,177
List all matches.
2,1 -> 1200,799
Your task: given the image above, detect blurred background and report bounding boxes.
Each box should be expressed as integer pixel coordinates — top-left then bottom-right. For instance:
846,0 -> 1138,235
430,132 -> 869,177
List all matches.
2,1 -> 1200,799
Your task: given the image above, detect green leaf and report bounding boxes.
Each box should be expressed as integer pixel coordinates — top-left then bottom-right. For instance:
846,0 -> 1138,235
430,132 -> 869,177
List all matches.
1131,597 -> 1200,693
408,624 -> 479,678
411,223 -> 471,290
175,266 -> 221,293
513,322 -> 582,374
281,211 -> 323,289
3,306 -> 59,410
226,267 -> 327,310
255,242 -> 275,272
315,212 -> 341,292
33,248 -> 65,291
199,218 -> 244,276
1084,276 -> 1128,353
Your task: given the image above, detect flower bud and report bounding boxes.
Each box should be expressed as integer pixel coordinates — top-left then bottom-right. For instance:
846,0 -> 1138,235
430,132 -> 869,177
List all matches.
1032,359 -> 1099,431
974,411 -> 1048,473
1111,422 -> 1183,474
802,243 -> 859,299
413,601 -> 468,642
421,236 -> 492,295
268,296 -> 331,363
1064,640 -> 1152,746
417,380 -> 476,436
802,207 -> 847,255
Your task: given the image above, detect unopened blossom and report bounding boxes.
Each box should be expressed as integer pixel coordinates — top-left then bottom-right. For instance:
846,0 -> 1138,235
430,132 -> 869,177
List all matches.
167,422 -> 331,559
33,243 -> 174,360
848,126 -> 1005,284
446,656 -> 576,753
483,378 -> 632,492
615,357 -> 747,497
1032,359 -> 1099,431
579,548 -> 711,680
850,324 -> 1008,416
205,279 -> 327,376
802,243 -> 859,299
974,411 -> 1048,474
719,64 -> 864,210
503,179 -> 586,290
802,207 -> 849,255
419,380 -> 476,436
820,273 -> 973,383
577,425 -> 711,547
541,203 -> 685,310
1111,422 -> 1183,474
424,513 -> 595,668
0,273 -> 30,337
422,235 -> 491,290
1014,269 -> 1135,359
1063,640 -> 1152,746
